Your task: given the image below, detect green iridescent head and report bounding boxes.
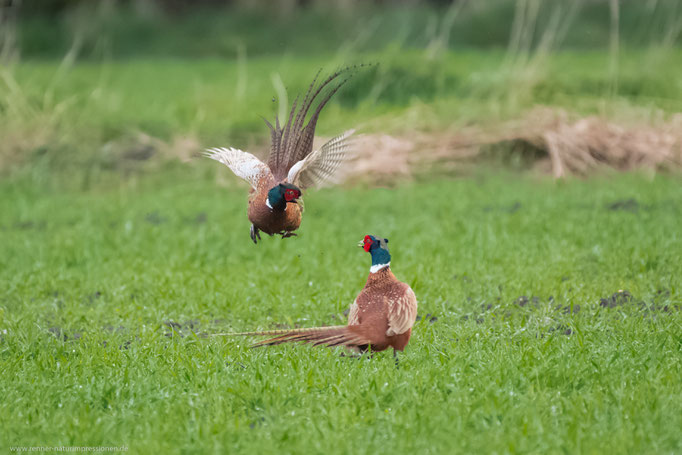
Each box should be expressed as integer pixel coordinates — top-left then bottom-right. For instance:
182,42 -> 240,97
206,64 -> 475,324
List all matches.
267,183 -> 302,210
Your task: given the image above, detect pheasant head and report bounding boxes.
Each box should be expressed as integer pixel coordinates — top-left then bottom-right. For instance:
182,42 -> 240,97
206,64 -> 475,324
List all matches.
266,183 -> 302,211
359,234 -> 391,273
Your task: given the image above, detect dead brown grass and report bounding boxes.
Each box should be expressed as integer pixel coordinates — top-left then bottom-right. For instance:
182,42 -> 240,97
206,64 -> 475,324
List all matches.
341,109 -> 682,180
501,109 -> 682,177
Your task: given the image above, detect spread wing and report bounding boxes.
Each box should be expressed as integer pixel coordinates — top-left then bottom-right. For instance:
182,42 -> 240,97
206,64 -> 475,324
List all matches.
205,147 -> 275,190
286,129 -> 355,189
386,285 -> 418,337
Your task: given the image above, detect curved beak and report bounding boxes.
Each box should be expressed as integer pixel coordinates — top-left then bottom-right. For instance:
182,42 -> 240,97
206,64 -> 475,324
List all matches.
357,239 -> 365,248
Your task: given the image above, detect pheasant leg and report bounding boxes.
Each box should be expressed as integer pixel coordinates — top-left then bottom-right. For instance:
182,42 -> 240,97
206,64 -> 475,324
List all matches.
250,224 -> 262,244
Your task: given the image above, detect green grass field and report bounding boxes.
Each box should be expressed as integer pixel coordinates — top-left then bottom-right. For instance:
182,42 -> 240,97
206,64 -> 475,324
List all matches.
1,169 -> 681,453
2,1 -> 682,452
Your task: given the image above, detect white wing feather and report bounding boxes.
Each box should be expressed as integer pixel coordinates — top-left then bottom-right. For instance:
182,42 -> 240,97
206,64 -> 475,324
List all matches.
287,129 -> 356,189
204,147 -> 274,190
347,299 -> 360,325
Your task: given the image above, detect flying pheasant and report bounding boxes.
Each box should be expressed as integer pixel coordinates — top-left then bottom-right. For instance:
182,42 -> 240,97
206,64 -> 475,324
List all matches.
218,235 -> 418,356
205,69 -> 357,243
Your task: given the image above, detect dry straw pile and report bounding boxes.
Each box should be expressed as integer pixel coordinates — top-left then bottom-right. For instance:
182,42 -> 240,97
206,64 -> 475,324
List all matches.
347,109 -> 682,180
510,109 -> 682,177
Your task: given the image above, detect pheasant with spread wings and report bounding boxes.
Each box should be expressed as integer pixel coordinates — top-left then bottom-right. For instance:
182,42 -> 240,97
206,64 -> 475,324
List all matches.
205,70 -> 356,243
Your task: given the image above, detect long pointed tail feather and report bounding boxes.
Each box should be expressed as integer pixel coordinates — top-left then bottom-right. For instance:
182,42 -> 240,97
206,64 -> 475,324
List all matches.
267,64 -> 373,180
211,327 -> 322,338
212,325 -> 369,349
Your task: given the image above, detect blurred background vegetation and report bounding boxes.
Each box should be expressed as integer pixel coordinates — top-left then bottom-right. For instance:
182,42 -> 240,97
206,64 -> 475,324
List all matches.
11,0 -> 682,57
1,0 -> 681,186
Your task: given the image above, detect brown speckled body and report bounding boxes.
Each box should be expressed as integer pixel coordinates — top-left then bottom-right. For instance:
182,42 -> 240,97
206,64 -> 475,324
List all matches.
347,267 -> 418,352
248,186 -> 302,235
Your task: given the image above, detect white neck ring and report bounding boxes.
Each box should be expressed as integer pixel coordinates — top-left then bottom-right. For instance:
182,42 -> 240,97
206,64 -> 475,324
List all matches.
370,262 -> 390,274
266,199 -> 285,210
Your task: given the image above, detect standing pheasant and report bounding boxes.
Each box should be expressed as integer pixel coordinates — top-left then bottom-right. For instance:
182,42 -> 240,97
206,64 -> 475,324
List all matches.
218,235 -> 418,356
205,69 -> 357,243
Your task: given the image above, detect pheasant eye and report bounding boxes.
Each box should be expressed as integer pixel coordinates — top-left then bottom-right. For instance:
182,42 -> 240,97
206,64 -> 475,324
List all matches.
363,235 -> 373,252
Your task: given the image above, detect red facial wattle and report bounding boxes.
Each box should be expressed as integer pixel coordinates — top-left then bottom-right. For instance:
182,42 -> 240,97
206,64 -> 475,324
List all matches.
363,235 -> 373,252
284,190 -> 298,202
